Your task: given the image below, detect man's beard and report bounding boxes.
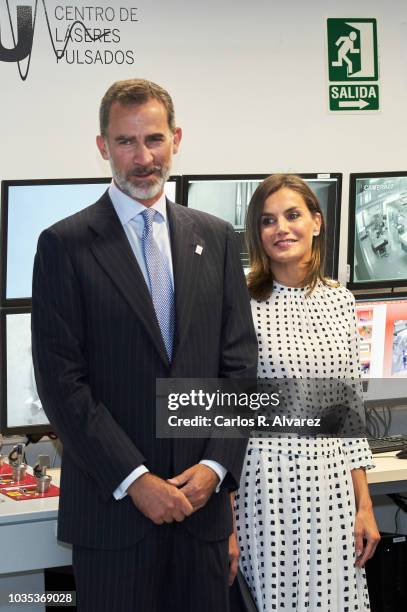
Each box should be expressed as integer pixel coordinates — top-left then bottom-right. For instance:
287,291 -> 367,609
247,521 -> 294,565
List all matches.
110,162 -> 171,201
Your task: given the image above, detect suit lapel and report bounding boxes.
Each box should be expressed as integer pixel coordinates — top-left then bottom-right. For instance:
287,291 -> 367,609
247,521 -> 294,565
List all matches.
167,202 -> 205,362
88,193 -> 170,366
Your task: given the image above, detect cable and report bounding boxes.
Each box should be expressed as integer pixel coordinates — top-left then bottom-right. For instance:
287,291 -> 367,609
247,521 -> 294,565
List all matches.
388,494 -> 407,534
395,507 -> 401,534
366,407 -> 381,438
388,493 -> 407,512
365,405 -> 394,438
384,406 -> 391,436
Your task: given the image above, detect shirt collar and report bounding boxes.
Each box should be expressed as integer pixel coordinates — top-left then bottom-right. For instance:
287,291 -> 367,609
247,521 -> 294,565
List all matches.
108,180 -> 168,226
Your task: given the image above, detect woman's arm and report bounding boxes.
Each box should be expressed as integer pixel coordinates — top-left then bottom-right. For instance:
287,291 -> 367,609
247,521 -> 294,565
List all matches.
351,467 -> 380,567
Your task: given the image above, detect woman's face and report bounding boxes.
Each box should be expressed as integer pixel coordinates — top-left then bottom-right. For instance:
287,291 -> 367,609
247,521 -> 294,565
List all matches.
260,187 -> 321,269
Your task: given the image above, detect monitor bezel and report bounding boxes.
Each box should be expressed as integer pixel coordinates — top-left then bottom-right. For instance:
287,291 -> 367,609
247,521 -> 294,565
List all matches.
0,176 -> 182,307
0,306 -> 55,436
348,171 -> 407,292
181,173 -> 342,279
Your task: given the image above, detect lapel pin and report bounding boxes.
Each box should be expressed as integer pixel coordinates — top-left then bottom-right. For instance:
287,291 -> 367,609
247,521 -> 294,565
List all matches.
195,245 -> 203,255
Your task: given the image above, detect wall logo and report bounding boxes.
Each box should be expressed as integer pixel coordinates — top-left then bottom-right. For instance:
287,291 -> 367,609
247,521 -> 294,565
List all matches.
326,18 -> 380,112
0,1 -> 139,81
0,4 -> 33,64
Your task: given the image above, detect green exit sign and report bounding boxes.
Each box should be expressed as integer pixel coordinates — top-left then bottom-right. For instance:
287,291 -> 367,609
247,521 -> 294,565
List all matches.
327,18 -> 380,112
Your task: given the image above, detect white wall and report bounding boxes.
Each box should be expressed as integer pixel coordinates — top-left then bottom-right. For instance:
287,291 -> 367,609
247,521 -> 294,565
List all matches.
1,0 -> 407,280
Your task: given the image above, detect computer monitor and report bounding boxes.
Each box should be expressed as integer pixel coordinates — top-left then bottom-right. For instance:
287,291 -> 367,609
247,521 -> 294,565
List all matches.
0,308 -> 52,436
0,177 -> 181,306
348,172 -> 407,291
355,297 -> 407,406
182,173 -> 342,277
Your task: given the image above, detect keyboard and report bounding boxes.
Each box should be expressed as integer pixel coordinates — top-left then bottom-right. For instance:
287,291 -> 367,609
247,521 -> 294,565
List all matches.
368,436 -> 407,454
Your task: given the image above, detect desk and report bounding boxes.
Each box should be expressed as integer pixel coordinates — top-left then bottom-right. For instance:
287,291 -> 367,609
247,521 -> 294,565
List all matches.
367,452 -> 407,495
370,235 -> 388,255
0,459 -> 407,576
0,470 -> 71,574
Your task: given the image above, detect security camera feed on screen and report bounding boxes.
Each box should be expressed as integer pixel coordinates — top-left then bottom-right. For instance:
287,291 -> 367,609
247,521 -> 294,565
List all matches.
2,179 -> 177,303
185,175 -> 341,277
351,175 -> 407,285
2,312 -> 49,431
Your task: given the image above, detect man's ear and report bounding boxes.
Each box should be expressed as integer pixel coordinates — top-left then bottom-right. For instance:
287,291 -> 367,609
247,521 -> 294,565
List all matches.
172,127 -> 182,154
96,135 -> 109,160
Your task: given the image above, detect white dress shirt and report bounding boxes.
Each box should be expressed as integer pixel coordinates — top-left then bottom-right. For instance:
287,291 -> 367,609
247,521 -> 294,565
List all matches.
108,182 -> 227,500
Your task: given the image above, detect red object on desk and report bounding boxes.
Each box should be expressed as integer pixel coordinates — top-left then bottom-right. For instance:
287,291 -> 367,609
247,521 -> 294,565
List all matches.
0,473 -> 37,488
0,472 -> 60,500
0,463 -> 13,477
0,483 -> 60,501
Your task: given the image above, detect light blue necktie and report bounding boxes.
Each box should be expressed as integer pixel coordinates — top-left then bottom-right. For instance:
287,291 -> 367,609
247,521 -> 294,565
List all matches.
141,208 -> 175,360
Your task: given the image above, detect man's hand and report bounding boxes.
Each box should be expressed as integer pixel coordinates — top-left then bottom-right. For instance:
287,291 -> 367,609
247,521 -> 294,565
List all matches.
127,473 -> 193,525
228,531 -> 240,585
167,464 -> 219,511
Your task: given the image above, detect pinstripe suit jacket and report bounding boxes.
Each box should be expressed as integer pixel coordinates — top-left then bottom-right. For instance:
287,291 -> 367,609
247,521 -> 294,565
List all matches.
31,192 -> 257,549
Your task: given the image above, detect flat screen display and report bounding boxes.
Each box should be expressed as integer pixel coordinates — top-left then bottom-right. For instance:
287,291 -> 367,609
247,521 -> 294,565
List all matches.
355,297 -> 407,405
183,174 -> 342,277
0,310 -> 51,435
0,177 -> 179,305
348,173 -> 407,289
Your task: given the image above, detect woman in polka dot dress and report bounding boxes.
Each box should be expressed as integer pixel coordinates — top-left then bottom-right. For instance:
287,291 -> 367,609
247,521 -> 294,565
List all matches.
234,175 -> 380,611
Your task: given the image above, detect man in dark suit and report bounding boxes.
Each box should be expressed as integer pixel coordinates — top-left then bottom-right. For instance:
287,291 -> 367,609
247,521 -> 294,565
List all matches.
32,79 -> 257,612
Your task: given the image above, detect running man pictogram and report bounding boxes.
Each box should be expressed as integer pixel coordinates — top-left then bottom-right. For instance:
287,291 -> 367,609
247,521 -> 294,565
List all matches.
332,31 -> 360,75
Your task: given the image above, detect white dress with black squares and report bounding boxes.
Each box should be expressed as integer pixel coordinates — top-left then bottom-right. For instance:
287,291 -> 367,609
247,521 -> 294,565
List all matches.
234,281 -> 374,612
